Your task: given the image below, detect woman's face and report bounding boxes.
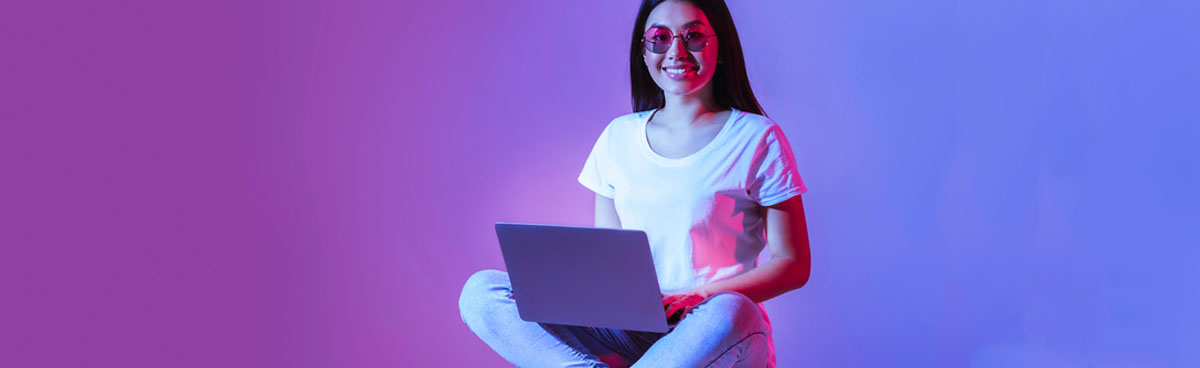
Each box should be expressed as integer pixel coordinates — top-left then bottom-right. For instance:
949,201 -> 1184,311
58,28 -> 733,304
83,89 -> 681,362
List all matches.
642,1 -> 720,97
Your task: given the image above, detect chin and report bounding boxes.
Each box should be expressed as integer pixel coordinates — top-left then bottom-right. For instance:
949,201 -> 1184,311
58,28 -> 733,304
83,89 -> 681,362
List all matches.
657,81 -> 712,97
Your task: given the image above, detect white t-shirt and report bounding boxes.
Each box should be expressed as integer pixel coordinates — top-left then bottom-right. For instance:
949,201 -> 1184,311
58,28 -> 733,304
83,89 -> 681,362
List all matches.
578,107 -> 807,292
578,107 -> 803,367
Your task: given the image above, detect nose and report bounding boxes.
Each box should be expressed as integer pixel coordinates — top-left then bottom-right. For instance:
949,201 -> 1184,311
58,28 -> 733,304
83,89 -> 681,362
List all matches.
666,35 -> 689,60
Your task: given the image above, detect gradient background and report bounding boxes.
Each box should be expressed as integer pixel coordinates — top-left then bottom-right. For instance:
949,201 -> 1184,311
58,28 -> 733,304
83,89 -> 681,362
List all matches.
3,0 -> 1198,367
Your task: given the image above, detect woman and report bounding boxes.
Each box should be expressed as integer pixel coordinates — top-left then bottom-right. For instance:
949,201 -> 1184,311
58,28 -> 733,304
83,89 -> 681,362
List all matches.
459,1 -> 810,367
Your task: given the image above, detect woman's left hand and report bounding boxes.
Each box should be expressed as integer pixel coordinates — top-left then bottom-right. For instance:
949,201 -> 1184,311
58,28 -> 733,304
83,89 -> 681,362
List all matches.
662,289 -> 710,322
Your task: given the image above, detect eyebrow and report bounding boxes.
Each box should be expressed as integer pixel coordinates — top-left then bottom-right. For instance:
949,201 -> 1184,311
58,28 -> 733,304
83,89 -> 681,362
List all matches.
648,20 -> 705,29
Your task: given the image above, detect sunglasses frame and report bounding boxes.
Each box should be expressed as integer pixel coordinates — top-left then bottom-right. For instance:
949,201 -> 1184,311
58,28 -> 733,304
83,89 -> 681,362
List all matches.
640,25 -> 717,54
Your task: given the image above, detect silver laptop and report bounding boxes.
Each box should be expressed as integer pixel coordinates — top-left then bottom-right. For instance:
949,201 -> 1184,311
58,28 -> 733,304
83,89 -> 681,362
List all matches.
495,222 -> 670,333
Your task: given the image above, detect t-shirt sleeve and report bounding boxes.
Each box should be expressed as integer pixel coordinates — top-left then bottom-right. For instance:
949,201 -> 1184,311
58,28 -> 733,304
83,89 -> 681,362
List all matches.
748,125 -> 807,206
578,123 -> 616,198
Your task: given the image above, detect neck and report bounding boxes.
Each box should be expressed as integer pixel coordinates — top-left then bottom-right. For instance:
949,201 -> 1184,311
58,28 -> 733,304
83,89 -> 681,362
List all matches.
657,85 -> 722,128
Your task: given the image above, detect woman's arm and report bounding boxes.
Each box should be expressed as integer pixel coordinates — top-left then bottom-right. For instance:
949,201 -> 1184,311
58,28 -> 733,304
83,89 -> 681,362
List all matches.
685,195 -> 812,304
595,194 -> 622,228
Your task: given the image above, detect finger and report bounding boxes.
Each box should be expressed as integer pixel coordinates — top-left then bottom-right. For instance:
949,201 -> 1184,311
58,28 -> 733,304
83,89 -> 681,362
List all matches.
675,307 -> 691,323
665,302 -> 684,318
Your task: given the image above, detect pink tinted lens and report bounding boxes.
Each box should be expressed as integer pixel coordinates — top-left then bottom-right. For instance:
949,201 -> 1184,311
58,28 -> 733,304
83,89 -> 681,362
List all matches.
643,27 -> 673,53
681,26 -> 711,52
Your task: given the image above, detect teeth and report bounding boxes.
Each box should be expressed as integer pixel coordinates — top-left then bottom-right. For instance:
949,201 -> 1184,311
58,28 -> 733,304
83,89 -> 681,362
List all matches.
665,67 -> 695,74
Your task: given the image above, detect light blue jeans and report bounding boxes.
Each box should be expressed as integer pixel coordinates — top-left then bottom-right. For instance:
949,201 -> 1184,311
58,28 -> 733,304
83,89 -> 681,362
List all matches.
459,269 -> 772,368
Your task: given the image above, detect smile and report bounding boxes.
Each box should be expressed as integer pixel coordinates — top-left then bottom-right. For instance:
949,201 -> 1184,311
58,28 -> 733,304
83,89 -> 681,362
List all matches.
663,66 -> 698,80
664,66 -> 698,74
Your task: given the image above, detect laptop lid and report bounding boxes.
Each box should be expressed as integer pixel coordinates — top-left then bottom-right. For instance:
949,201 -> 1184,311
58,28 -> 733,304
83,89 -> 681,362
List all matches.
495,222 -> 669,333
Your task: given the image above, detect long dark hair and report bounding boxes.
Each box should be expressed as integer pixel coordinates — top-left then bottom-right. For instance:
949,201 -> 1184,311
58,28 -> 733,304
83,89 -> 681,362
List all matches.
629,0 -> 766,117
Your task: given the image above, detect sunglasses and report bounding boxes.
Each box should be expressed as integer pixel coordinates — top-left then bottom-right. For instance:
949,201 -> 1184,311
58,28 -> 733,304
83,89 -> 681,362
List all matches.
641,25 -> 716,54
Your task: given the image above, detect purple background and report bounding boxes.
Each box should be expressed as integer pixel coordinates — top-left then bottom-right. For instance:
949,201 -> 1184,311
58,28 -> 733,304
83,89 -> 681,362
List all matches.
3,0 -> 1198,366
